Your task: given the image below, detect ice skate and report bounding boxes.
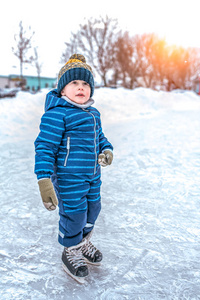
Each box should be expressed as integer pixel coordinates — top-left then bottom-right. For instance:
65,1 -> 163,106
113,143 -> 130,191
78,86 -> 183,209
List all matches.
81,240 -> 103,265
81,231 -> 103,266
62,243 -> 88,284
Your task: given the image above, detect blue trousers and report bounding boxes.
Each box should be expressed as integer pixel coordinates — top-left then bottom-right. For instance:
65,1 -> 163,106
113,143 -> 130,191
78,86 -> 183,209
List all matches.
51,167 -> 101,247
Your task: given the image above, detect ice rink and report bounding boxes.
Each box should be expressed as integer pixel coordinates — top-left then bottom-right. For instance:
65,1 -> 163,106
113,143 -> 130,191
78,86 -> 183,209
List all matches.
0,87 -> 200,299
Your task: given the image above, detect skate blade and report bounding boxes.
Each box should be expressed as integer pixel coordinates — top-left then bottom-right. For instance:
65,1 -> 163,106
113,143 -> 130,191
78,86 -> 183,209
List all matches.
84,258 -> 101,266
62,263 -> 86,284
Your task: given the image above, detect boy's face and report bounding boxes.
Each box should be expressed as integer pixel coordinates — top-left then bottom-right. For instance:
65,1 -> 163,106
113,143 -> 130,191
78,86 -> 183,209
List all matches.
61,80 -> 91,104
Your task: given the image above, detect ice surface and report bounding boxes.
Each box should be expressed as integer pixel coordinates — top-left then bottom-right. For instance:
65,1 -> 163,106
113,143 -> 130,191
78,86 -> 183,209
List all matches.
0,88 -> 200,299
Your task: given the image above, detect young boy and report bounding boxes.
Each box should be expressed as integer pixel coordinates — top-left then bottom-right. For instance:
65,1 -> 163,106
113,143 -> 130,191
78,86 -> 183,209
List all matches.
34,54 -> 113,282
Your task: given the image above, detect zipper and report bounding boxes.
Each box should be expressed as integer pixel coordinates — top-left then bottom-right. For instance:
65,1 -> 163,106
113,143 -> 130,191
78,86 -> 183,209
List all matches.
64,136 -> 70,167
83,109 -> 97,174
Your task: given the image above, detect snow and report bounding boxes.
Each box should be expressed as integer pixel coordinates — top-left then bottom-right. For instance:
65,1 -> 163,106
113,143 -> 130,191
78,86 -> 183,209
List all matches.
0,87 -> 200,299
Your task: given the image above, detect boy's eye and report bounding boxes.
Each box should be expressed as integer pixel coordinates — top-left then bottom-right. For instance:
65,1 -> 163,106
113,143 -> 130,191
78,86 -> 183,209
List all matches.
72,81 -> 77,84
83,82 -> 89,86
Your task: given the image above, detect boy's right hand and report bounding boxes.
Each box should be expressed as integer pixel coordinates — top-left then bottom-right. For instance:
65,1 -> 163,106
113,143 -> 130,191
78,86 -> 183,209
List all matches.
38,178 -> 58,211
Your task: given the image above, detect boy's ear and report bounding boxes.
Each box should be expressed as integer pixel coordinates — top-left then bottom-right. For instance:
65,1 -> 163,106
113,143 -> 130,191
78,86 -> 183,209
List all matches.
61,89 -> 64,95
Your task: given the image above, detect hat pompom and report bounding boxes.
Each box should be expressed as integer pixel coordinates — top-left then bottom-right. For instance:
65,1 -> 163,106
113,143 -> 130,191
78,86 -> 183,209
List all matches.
69,54 -> 86,63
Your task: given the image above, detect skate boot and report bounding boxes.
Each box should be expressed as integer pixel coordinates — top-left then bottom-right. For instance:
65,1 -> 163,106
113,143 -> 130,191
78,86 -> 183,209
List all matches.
81,231 -> 103,265
62,243 -> 88,284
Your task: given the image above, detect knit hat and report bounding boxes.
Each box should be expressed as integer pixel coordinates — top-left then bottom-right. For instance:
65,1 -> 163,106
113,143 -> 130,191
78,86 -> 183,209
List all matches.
57,54 -> 94,97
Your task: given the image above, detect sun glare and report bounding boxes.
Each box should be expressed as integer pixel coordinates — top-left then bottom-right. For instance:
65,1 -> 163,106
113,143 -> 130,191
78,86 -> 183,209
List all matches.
121,0 -> 200,49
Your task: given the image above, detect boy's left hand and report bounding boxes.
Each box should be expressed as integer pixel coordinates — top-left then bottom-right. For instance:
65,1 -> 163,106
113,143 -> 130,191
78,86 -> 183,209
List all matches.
98,150 -> 113,167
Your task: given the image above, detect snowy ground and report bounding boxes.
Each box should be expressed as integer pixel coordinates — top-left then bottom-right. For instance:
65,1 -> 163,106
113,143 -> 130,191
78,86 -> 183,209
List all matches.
0,87 -> 200,300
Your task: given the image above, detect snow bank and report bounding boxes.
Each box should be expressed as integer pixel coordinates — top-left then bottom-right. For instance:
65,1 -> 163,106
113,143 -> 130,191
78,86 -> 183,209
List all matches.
0,90 -> 46,142
0,88 -> 199,142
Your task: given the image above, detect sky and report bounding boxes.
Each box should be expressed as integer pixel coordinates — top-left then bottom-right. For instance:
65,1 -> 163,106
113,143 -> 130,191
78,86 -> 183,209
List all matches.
1,0 -> 200,78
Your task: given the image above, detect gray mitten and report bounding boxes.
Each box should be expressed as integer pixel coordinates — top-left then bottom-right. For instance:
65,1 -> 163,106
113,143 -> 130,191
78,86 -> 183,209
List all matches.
98,150 -> 113,167
38,178 -> 58,211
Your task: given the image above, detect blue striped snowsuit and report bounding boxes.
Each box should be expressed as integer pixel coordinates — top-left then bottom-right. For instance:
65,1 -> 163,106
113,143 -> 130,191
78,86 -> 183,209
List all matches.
34,89 -> 113,247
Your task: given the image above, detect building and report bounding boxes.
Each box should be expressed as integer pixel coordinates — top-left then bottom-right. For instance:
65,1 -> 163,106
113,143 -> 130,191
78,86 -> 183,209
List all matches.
0,75 -> 57,91
193,76 -> 200,95
0,76 -> 11,89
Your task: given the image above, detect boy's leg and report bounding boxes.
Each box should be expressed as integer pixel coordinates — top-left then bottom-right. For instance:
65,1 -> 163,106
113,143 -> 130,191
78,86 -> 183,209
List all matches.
57,177 -> 91,247
81,171 -> 103,264
83,171 -> 102,236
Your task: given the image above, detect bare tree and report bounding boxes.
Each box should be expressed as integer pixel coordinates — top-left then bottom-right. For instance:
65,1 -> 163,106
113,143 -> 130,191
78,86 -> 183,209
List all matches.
188,47 -> 200,89
132,33 -> 161,88
12,21 -> 34,84
133,34 -> 151,88
115,33 -> 160,89
33,47 -> 43,90
113,32 -> 137,88
141,37 -> 200,91
61,33 -> 78,63
145,35 -> 165,87
62,16 -> 119,86
164,46 -> 192,90
62,17 -> 200,91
